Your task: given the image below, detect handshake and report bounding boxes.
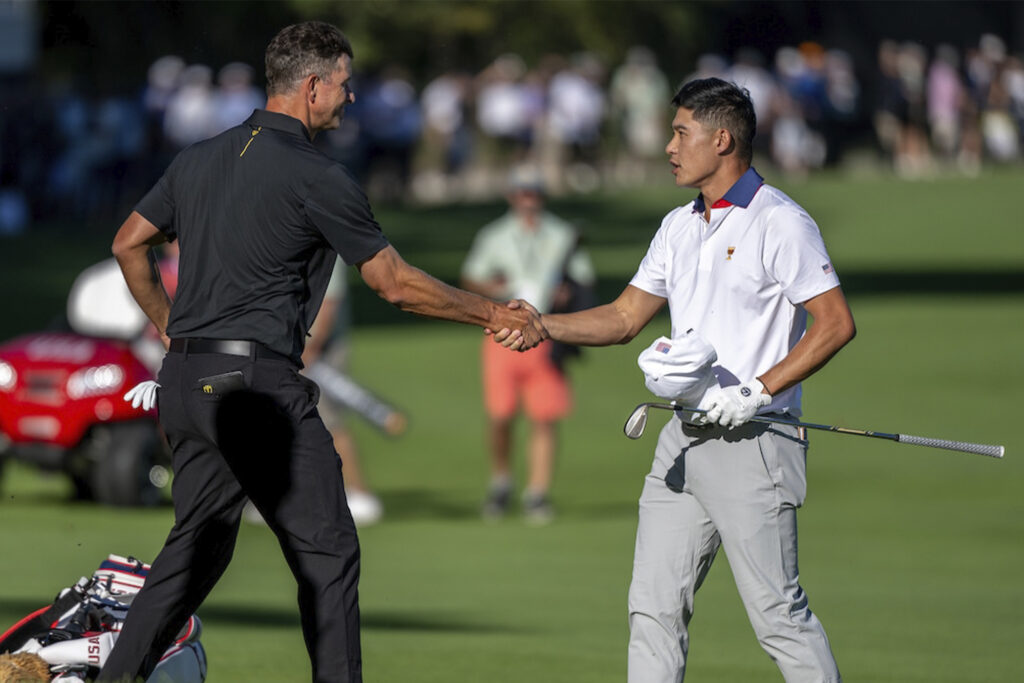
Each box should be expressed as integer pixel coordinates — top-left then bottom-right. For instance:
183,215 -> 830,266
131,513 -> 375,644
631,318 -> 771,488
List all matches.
487,299 -> 548,351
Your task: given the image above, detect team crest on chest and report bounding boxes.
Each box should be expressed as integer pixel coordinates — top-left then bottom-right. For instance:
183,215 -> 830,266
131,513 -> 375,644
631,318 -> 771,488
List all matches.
726,246 -> 735,260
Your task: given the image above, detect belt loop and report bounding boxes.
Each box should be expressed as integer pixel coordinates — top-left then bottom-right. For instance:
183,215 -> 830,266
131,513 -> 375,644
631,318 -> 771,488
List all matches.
250,342 -> 258,362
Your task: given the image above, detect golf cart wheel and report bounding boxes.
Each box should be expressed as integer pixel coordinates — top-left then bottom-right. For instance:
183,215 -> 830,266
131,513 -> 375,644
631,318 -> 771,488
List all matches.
70,470 -> 94,501
88,421 -> 168,507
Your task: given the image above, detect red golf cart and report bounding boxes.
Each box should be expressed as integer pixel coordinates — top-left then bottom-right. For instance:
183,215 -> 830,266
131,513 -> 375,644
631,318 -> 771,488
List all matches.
0,259 -> 171,506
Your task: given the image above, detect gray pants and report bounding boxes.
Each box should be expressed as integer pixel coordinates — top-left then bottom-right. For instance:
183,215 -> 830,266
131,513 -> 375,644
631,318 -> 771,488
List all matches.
627,417 -> 840,683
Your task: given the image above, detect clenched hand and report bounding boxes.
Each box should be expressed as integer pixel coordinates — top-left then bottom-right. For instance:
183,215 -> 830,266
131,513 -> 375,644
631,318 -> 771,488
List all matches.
489,299 -> 548,351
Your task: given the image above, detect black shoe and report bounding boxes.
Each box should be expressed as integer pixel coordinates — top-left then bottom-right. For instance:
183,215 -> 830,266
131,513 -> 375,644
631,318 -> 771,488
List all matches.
482,481 -> 512,520
522,491 -> 554,525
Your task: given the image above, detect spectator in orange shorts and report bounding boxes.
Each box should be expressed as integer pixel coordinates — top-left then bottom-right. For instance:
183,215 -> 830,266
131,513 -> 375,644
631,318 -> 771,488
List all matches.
461,166 -> 595,523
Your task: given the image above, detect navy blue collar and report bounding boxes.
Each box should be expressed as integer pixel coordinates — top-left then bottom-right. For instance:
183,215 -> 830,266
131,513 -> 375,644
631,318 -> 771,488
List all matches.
692,167 -> 764,214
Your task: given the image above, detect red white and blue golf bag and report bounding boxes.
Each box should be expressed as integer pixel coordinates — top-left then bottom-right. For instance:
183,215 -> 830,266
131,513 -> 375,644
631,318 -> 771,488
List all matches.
0,555 -> 206,682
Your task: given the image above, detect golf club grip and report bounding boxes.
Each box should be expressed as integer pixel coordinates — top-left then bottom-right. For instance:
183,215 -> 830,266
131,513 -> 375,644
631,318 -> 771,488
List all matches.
897,433 -> 1004,458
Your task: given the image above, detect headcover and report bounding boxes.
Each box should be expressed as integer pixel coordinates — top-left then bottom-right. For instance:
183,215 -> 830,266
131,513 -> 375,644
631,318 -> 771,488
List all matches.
67,258 -> 149,340
637,330 -> 718,404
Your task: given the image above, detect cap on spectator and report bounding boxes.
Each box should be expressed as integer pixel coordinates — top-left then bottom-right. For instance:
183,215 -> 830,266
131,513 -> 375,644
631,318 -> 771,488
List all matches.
508,165 -> 545,193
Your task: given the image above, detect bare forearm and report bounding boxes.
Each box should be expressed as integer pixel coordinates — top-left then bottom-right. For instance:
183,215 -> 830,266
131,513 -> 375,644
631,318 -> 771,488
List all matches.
114,246 -> 172,338
758,325 -> 850,394
389,265 -> 507,327
360,245 -> 544,346
542,304 -> 635,346
758,288 -> 856,395
541,285 -> 665,347
364,249 -> 520,330
111,211 -> 171,343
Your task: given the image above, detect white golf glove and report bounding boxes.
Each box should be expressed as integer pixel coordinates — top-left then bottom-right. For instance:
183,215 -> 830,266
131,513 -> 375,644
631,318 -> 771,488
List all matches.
704,379 -> 771,429
124,380 -> 160,411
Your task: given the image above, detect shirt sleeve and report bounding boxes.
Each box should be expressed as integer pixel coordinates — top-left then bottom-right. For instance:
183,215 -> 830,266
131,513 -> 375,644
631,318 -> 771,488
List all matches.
628,208 -> 680,298
306,165 -> 389,266
134,164 -> 178,240
461,223 -> 500,282
762,204 -> 841,304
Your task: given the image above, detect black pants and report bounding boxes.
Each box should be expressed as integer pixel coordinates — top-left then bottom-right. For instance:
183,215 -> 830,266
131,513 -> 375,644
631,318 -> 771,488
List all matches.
97,348 -> 361,682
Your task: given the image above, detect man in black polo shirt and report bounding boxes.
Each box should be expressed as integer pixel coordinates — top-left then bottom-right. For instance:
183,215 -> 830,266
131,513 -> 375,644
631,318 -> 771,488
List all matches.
98,22 -> 544,683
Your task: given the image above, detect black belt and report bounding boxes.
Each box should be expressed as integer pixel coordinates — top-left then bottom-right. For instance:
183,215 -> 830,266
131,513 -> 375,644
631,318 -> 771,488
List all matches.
169,338 -> 292,363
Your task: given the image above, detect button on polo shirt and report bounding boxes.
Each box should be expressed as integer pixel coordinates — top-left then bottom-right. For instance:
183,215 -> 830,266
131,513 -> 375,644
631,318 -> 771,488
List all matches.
135,109 -> 389,364
630,168 -> 840,417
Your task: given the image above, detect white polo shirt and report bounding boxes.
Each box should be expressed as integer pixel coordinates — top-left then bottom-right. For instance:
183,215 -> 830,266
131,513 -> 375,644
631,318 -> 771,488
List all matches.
630,168 -> 840,417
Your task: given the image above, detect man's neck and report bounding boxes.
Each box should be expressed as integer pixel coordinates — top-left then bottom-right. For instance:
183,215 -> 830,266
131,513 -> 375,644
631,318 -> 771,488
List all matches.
698,162 -> 749,220
515,209 -> 541,232
265,95 -> 316,139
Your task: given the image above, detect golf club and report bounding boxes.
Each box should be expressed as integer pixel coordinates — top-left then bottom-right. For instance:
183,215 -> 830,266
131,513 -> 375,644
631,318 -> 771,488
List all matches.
623,402 -> 1005,459
305,362 -> 408,436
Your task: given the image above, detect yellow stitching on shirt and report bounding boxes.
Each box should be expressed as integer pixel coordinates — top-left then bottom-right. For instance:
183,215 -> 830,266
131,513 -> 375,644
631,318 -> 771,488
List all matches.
240,127 -> 262,157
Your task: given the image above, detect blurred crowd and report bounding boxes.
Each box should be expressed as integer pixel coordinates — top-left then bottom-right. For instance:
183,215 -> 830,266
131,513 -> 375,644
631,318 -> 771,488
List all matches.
1,32 -> 1022,234
0,58 -> 265,234
874,33 -> 1024,178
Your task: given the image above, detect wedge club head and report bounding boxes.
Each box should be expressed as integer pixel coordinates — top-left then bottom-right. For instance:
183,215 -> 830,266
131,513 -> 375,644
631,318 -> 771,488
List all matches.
623,404 -> 650,439
624,402 -> 704,439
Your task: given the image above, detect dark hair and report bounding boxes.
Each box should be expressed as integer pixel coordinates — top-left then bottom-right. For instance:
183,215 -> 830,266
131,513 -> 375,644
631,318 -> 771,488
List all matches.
671,78 -> 756,163
265,21 -> 354,96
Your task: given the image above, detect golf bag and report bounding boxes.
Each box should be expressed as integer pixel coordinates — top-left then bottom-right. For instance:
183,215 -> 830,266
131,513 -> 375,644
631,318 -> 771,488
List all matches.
0,555 -> 206,682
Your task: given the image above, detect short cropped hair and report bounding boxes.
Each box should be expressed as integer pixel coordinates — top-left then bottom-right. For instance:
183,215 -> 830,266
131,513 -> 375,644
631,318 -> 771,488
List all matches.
265,21 -> 354,96
671,78 -> 756,163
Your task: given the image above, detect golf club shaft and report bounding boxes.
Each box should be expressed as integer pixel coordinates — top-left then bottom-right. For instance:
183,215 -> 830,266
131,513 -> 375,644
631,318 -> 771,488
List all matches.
639,403 -> 1005,458
305,362 -> 407,435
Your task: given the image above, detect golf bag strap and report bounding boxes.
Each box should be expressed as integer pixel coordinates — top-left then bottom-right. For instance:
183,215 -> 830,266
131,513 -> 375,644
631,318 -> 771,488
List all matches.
0,589 -> 84,652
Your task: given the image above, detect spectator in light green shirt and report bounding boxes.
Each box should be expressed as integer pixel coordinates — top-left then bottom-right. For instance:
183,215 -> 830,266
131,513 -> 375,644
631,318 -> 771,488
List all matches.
461,166 -> 595,524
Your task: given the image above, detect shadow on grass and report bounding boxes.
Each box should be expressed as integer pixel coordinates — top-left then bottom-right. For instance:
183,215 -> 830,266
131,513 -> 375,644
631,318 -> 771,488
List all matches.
195,604 -> 519,634
1,599 -> 521,635
361,609 -> 521,633
1,487 -> 172,510
376,488 -> 480,521
841,269 -> 1024,295
563,500 -> 638,520
376,488 -> 638,523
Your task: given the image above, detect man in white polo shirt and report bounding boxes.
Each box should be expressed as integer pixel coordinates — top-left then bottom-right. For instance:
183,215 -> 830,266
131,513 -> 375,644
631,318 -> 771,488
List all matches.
500,78 -> 855,682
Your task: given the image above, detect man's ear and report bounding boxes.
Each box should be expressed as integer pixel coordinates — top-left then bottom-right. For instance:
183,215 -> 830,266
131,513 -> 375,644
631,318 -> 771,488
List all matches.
305,73 -> 319,103
715,128 -> 736,156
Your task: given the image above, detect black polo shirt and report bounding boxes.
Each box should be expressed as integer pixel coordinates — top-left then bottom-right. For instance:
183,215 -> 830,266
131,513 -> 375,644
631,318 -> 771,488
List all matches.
135,109 -> 389,364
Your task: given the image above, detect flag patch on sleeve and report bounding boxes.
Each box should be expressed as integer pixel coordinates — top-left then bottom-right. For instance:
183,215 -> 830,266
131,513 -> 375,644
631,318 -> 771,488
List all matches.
822,263 -> 834,274
655,341 -> 671,354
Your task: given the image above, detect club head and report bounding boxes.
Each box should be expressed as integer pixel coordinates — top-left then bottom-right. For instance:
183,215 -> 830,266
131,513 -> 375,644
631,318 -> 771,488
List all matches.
623,404 -> 650,439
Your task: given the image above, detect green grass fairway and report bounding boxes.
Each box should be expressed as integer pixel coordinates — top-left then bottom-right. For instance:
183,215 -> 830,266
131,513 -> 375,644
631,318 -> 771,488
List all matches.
1,167 -> 1022,681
